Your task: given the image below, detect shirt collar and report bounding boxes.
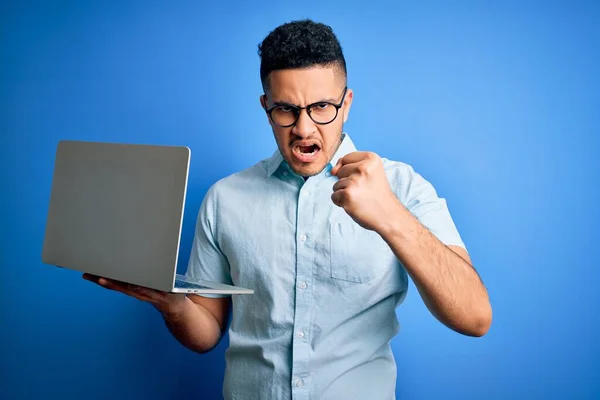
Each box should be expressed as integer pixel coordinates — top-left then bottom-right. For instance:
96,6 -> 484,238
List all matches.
265,133 -> 357,177
326,132 -> 357,171
265,148 -> 284,177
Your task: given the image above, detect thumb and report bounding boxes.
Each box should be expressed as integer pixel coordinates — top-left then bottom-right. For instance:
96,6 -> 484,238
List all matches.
330,157 -> 343,176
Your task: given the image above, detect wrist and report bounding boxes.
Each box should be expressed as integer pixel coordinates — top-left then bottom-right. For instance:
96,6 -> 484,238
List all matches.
376,198 -> 415,243
160,296 -> 189,320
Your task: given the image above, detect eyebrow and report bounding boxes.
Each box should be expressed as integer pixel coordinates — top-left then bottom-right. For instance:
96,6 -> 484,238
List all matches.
272,100 -> 297,107
272,96 -> 339,107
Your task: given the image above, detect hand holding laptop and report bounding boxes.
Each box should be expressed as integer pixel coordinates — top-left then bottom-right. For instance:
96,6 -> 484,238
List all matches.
82,273 -> 187,316
41,141 -> 244,354
82,271 -> 232,353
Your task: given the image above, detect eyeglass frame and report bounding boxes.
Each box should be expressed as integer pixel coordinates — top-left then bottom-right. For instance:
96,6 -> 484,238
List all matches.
264,86 -> 348,128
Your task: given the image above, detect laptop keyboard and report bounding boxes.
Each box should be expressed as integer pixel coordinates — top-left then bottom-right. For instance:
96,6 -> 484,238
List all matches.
175,278 -> 213,290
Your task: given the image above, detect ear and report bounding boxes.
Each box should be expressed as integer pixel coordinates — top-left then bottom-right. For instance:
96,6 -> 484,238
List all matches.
260,94 -> 273,126
342,88 -> 353,123
260,94 -> 268,110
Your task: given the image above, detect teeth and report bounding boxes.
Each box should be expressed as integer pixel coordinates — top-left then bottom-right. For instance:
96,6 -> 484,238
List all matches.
294,146 -> 318,156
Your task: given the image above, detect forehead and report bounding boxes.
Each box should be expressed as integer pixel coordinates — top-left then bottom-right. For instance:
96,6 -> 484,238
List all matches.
267,66 -> 344,103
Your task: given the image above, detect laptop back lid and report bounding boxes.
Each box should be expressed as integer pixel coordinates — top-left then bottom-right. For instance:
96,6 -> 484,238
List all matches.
42,140 -> 190,292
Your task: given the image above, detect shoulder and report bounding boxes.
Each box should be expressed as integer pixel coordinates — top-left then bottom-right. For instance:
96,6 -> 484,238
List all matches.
380,157 -> 440,204
203,157 -> 272,203
380,157 -> 417,179
380,157 -> 423,186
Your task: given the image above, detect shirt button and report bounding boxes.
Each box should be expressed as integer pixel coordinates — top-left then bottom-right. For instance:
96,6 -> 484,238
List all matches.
283,171 -> 288,176
295,379 -> 303,388
303,191 -> 310,197
297,331 -> 305,339
325,171 -> 331,177
300,234 -> 307,242
299,282 -> 307,289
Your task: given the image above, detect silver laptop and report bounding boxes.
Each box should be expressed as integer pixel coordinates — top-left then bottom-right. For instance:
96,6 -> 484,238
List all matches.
42,140 -> 254,295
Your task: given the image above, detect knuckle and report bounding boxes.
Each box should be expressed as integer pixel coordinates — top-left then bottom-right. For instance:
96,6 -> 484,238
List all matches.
366,152 -> 380,163
344,186 -> 356,199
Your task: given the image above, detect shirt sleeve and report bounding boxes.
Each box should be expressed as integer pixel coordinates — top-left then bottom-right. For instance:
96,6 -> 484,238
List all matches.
395,163 -> 466,250
185,184 -> 232,298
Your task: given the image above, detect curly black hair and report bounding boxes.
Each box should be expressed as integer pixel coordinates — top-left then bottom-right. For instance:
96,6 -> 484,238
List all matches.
258,19 -> 347,91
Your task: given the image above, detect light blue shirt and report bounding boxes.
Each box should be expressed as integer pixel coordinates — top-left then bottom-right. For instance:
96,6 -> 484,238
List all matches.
186,133 -> 465,400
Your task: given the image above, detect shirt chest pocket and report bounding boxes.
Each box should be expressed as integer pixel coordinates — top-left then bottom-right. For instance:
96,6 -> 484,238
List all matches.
329,221 -> 391,283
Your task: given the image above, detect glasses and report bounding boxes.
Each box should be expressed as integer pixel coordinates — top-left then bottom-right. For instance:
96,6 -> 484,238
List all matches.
265,86 -> 348,128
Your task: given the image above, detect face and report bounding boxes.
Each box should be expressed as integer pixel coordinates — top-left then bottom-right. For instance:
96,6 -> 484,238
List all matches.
260,66 -> 353,177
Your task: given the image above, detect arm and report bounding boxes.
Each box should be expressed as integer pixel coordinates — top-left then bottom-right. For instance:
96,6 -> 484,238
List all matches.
377,203 -> 491,337
162,294 -> 231,353
157,182 -> 233,352
83,274 -> 230,353
331,152 -> 492,337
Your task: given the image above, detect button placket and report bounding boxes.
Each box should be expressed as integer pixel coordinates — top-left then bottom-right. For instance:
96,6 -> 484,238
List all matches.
291,180 -> 315,397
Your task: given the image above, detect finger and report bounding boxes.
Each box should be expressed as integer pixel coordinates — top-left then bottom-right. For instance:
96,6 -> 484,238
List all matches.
129,285 -> 164,301
332,177 -> 353,192
83,274 -> 134,292
100,282 -> 156,303
331,188 -> 348,208
330,157 -> 343,176
92,277 -> 129,292
82,273 -> 113,287
126,290 -> 156,303
331,152 -> 370,176
82,273 -> 120,286
82,273 -> 98,281
83,275 -> 157,301
334,162 -> 369,179
332,158 -> 362,178
340,151 -> 370,164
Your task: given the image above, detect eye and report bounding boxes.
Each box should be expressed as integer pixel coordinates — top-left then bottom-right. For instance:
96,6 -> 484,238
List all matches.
314,102 -> 330,110
278,106 -> 295,113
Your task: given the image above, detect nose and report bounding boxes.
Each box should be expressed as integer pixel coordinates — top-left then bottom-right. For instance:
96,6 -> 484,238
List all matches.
291,109 -> 316,138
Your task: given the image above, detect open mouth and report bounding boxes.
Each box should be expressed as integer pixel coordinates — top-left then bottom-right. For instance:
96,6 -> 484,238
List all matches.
292,143 -> 321,162
297,144 -> 319,154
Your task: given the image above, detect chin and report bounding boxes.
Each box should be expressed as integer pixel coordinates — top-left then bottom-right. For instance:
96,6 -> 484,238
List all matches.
287,158 -> 327,177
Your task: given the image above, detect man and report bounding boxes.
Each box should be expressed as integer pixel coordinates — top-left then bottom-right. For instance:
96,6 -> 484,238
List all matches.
84,19 -> 492,399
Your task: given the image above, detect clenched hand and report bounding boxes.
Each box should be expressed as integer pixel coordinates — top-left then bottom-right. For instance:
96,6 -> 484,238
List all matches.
330,151 -> 402,233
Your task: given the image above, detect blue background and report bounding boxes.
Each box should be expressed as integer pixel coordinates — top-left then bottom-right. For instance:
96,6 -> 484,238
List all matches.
2,1 -> 599,399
